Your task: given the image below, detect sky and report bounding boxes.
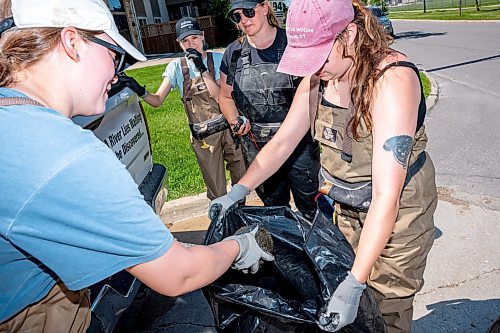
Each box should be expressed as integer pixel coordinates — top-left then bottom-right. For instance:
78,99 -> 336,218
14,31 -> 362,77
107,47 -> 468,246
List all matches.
108,0 -> 123,11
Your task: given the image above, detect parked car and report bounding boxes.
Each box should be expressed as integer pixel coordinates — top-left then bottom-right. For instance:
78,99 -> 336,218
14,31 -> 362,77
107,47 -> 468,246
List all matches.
367,6 -> 395,38
72,80 -> 168,333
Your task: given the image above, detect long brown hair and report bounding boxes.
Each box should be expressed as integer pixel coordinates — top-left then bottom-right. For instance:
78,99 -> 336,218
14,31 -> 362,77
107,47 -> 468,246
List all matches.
0,0 -> 100,87
336,0 -> 394,139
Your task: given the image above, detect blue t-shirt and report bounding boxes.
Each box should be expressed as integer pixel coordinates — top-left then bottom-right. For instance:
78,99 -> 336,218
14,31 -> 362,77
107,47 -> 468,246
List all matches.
162,51 -> 223,97
0,88 -> 173,322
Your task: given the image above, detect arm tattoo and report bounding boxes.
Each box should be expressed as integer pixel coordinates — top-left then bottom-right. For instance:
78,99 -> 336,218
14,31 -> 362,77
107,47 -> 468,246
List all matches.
383,135 -> 413,169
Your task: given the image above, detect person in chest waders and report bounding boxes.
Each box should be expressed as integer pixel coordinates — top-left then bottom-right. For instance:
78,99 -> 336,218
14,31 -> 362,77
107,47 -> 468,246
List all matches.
211,0 -> 321,221
209,0 -> 438,332
0,1 -> 273,331
120,17 -> 246,200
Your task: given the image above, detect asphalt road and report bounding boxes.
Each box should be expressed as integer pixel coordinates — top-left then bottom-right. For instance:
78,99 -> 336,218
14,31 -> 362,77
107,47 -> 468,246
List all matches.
392,20 -> 500,205
392,19 -> 500,332
118,20 -> 500,333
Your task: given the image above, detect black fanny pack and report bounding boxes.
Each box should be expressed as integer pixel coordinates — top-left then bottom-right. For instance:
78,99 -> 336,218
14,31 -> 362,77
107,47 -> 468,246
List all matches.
189,114 -> 230,140
321,152 -> 427,212
320,169 -> 373,212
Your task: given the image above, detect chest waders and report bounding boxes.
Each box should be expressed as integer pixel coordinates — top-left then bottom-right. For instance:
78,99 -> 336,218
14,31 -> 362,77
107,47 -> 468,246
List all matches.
181,53 -> 229,144
0,98 -> 91,333
313,62 -> 429,212
180,53 -> 246,200
228,35 -> 320,220
312,62 -> 437,332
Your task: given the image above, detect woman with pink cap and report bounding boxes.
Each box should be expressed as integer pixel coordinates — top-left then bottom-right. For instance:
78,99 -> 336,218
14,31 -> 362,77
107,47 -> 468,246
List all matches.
210,0 -> 437,331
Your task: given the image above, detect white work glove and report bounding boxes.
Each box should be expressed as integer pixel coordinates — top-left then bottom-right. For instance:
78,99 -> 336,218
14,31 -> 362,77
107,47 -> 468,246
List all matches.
224,225 -> 274,274
208,184 -> 250,221
231,115 -> 249,136
318,271 -> 366,332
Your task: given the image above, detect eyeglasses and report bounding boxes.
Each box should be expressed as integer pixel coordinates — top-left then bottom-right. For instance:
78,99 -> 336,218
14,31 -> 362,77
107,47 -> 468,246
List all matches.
229,4 -> 261,24
87,36 -> 126,74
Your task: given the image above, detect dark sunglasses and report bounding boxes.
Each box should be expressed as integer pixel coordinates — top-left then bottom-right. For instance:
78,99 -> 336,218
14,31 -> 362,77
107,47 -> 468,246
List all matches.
87,36 -> 126,74
229,4 -> 261,24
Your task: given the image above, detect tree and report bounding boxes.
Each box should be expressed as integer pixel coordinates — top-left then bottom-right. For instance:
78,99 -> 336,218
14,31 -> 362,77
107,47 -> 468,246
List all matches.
207,0 -> 238,46
368,0 -> 388,11
208,0 -> 231,25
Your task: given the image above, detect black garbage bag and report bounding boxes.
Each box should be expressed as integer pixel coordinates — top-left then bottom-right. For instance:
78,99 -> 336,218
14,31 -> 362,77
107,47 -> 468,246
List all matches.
203,204 -> 387,332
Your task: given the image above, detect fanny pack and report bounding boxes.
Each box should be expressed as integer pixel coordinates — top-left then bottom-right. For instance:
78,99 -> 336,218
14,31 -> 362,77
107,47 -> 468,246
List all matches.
189,114 -> 229,140
320,152 -> 427,212
320,168 -> 372,212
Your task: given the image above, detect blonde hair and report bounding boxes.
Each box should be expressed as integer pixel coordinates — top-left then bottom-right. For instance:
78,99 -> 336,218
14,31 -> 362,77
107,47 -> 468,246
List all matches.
265,1 -> 280,28
237,1 -> 279,43
0,0 -> 101,87
337,0 -> 394,139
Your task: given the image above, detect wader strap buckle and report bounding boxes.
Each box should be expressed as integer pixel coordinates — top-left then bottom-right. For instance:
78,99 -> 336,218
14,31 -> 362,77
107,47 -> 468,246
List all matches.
241,47 -> 251,76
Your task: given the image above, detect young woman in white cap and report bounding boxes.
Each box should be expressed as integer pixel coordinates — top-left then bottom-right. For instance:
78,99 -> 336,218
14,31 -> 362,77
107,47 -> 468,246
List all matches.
0,1 -> 272,331
120,17 -> 246,201
210,0 -> 437,331
211,0 -> 321,221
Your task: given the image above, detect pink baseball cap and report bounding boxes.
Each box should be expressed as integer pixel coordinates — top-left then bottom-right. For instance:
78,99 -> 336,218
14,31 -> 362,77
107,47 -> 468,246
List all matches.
277,0 -> 354,77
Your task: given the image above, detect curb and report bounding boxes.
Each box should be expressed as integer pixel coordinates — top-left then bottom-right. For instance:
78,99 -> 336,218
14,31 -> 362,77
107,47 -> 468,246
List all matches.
423,70 -> 440,112
160,191 -> 209,227
159,190 -> 261,227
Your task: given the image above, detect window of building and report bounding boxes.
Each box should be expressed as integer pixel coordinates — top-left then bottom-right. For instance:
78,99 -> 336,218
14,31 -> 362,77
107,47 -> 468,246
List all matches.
154,17 -> 162,24
137,17 -> 148,26
180,5 -> 199,17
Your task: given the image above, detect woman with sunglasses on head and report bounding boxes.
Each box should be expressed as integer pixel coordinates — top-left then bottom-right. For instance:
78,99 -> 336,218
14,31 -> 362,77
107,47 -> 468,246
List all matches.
212,0 -> 321,221
0,1 -> 273,331
120,17 -> 246,201
211,0 -> 437,331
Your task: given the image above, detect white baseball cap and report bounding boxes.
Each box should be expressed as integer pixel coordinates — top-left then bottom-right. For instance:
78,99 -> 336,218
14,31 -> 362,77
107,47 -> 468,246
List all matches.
10,0 -> 146,62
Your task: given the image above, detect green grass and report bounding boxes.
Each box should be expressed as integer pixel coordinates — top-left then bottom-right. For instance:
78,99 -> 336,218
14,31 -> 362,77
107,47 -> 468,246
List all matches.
125,64 -> 206,200
420,71 -> 431,98
126,65 -> 432,200
389,0 -> 499,12
390,5 -> 500,19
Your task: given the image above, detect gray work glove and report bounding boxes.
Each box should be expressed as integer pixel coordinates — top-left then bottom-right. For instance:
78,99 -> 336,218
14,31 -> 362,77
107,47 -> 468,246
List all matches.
117,73 -> 147,97
209,184 -> 250,221
224,225 -> 275,274
318,271 -> 366,332
186,48 -> 207,74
